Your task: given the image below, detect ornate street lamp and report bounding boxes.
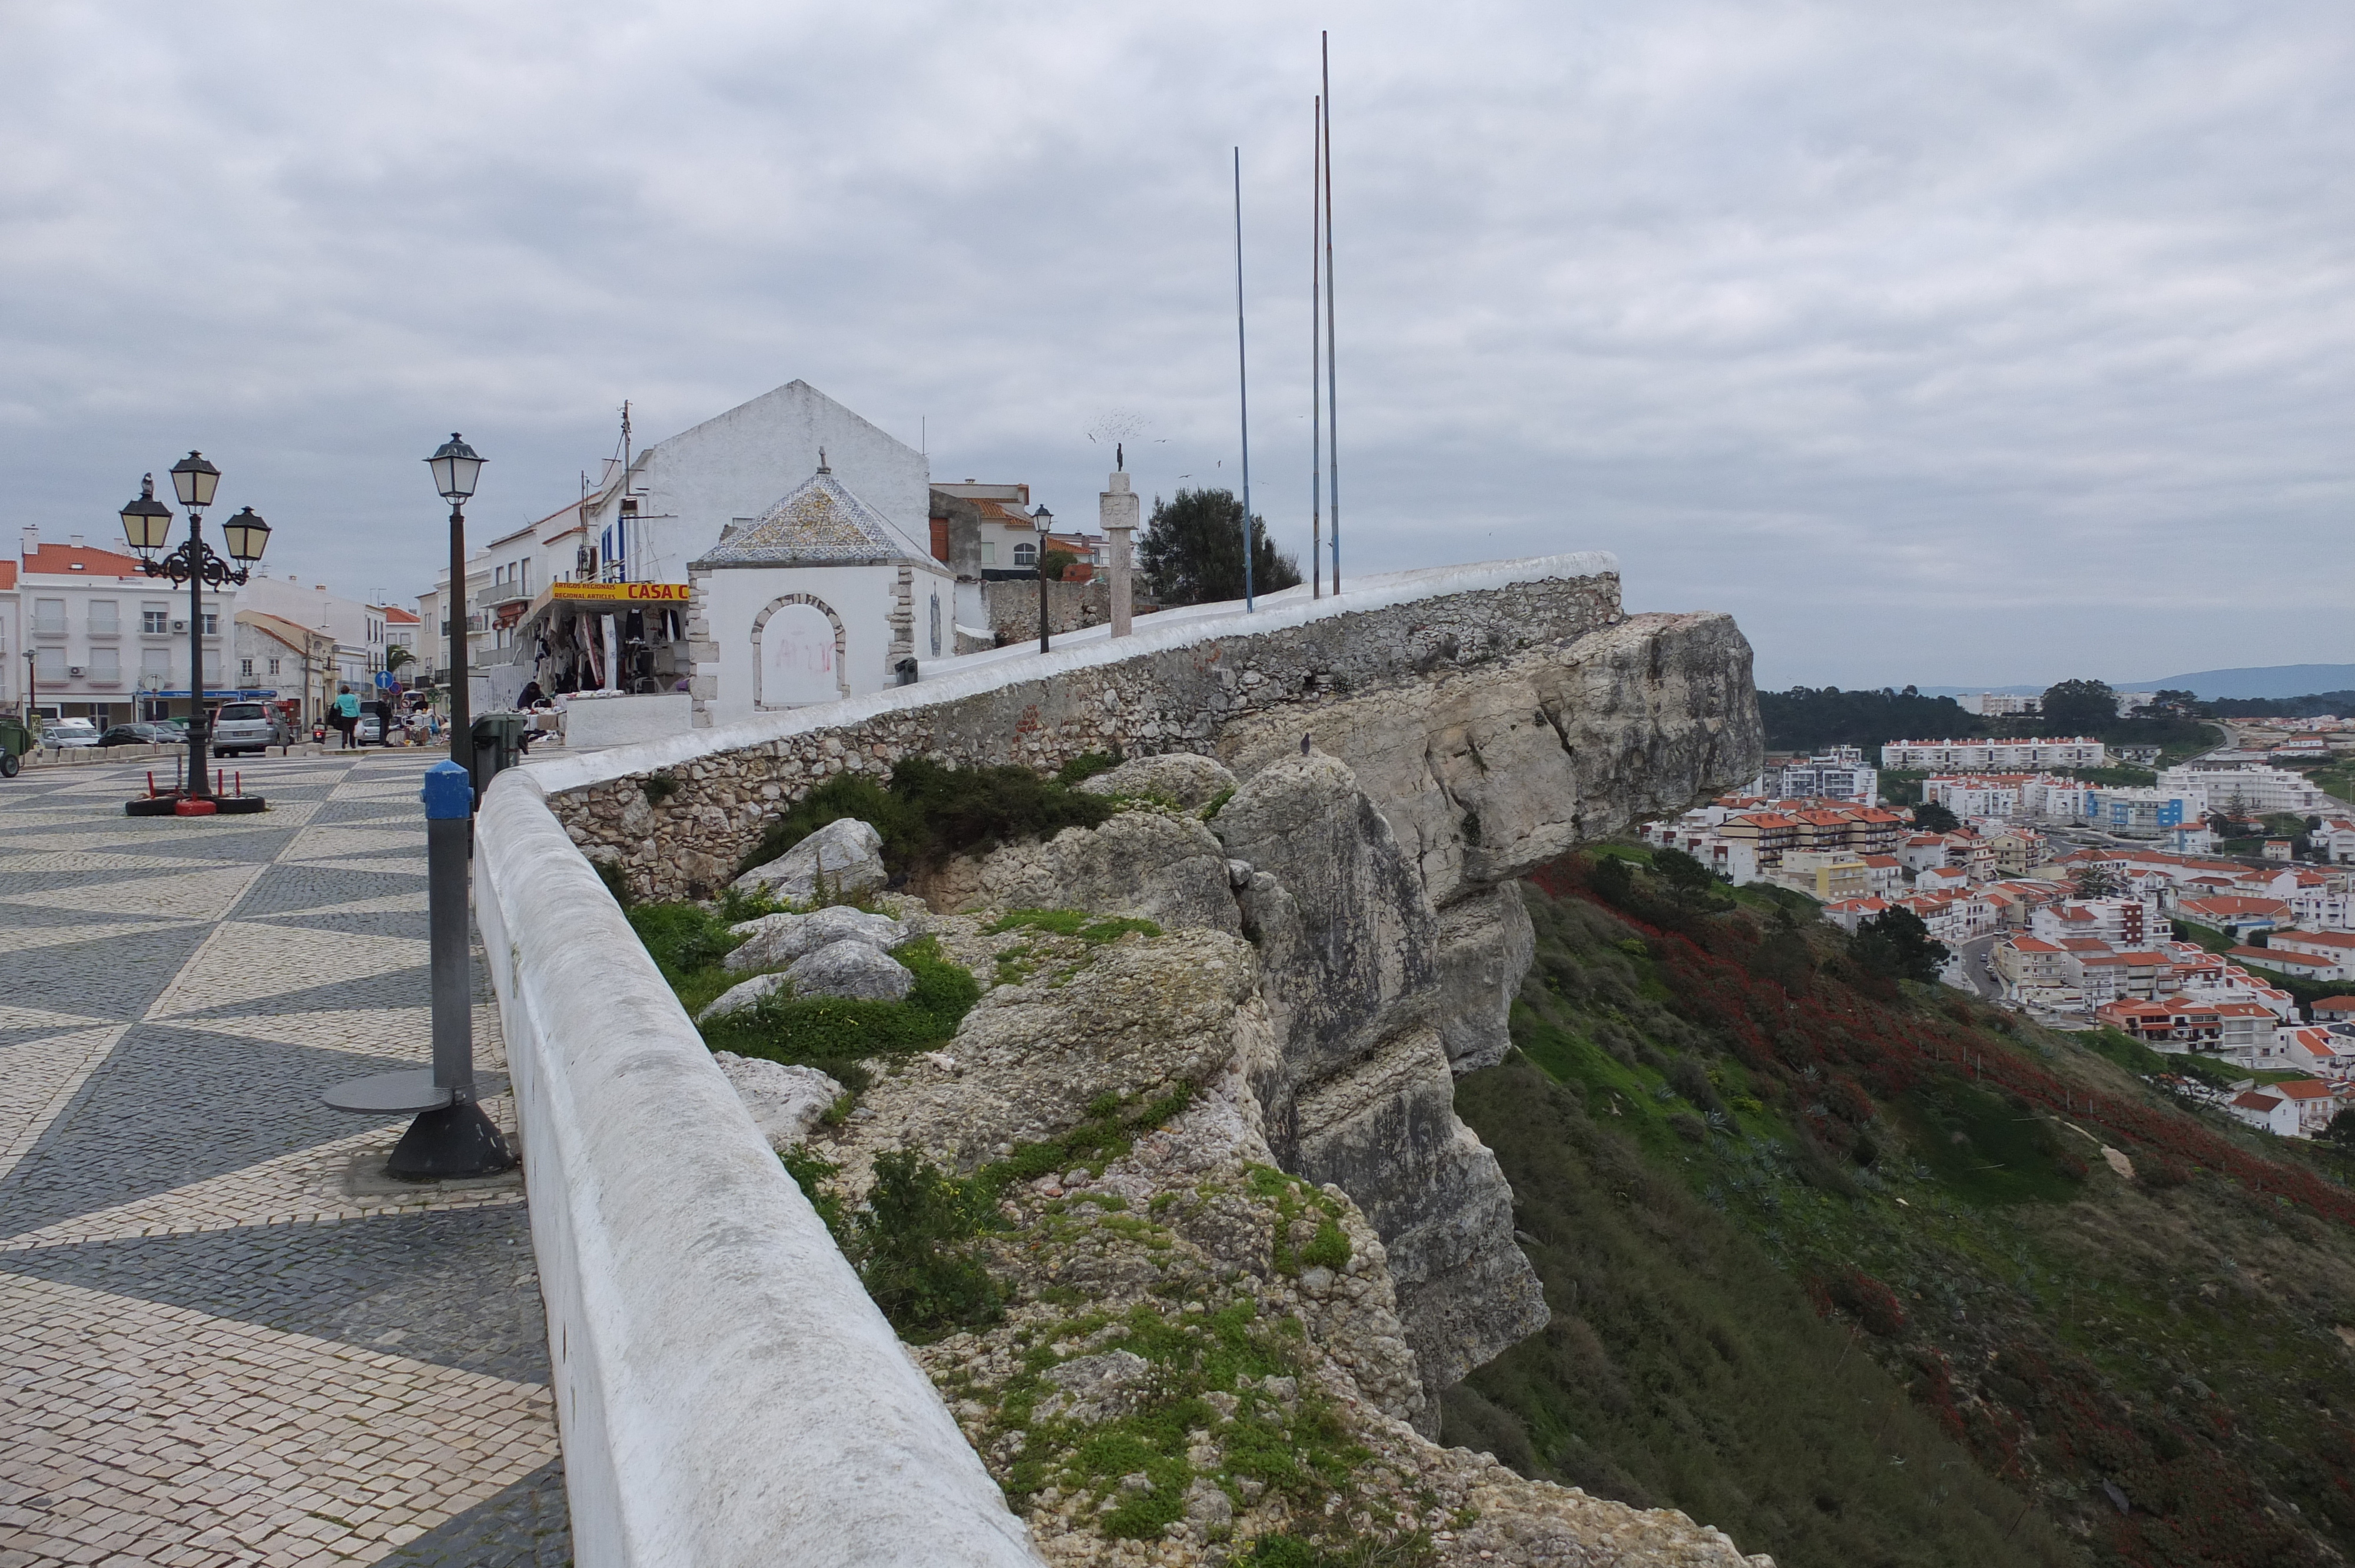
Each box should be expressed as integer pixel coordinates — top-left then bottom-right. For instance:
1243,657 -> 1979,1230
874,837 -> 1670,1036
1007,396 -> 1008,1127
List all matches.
120,455 -> 268,801
1033,503 -> 1054,655
426,434 -> 483,773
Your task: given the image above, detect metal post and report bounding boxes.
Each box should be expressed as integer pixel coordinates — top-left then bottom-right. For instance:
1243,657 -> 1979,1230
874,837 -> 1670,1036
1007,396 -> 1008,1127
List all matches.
447,501 -> 470,771
1323,31 -> 1341,594
1235,146 -> 1253,613
1311,94 -> 1322,600
328,759 -> 513,1176
186,513 -> 211,797
1037,550 -> 1050,655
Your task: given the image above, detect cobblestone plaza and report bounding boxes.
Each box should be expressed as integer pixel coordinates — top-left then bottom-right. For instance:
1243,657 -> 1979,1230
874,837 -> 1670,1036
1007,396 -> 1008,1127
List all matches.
0,754 -> 568,1566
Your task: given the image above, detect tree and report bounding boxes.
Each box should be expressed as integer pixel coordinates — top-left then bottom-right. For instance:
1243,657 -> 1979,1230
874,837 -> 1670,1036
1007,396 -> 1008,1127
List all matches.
1912,800 -> 1961,834
384,646 -> 415,674
1039,549 -> 1077,582
1852,906 -> 1949,984
2070,863 -> 2124,899
1651,846 -> 1721,903
1136,488 -> 1302,606
2041,678 -> 2119,736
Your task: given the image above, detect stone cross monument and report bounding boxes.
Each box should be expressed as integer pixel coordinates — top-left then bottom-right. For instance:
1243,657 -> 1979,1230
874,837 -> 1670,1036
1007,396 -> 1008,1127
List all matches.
1100,459 -> 1140,639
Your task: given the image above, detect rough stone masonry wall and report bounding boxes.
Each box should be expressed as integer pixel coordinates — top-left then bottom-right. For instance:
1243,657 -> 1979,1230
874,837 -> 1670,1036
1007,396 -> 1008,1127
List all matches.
551,570 -> 1623,901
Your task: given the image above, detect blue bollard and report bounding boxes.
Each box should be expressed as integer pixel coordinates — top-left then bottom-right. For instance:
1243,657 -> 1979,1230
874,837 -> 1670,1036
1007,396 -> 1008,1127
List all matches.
383,760 -> 515,1178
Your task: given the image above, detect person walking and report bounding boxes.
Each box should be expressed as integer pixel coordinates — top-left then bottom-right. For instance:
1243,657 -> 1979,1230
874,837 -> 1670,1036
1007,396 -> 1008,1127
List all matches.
333,686 -> 361,749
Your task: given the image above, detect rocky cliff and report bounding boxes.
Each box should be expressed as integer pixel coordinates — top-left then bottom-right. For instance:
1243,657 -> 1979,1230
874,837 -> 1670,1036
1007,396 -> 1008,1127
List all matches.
902,610 -> 1761,1417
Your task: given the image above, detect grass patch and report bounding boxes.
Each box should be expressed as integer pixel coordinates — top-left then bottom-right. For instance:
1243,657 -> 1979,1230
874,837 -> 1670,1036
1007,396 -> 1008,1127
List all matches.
699,934 -> 981,1074
1893,1080 -> 2084,1206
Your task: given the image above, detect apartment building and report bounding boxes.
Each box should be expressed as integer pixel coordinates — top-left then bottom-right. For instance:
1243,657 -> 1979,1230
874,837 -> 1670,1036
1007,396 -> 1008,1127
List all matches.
2158,763 -> 2327,816
1880,738 -> 2107,770
12,528 -> 240,723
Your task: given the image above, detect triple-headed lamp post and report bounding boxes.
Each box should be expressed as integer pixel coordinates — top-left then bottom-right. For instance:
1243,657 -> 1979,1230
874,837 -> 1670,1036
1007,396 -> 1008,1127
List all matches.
426,435 -> 484,769
120,455 -> 270,797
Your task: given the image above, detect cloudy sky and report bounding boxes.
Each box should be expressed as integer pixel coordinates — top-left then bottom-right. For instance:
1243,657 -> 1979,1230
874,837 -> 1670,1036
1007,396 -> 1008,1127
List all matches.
5,1 -> 2349,689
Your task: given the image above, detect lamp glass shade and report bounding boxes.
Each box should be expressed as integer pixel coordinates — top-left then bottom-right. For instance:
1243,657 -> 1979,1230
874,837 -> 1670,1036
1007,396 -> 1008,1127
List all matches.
221,506 -> 271,563
1033,504 -> 1053,536
169,451 -> 221,510
120,476 -> 174,553
427,433 -> 484,501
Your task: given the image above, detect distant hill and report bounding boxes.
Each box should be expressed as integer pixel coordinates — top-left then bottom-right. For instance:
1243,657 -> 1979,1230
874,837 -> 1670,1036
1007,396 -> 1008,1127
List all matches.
2121,663 -> 2355,700
1913,666 -> 2355,702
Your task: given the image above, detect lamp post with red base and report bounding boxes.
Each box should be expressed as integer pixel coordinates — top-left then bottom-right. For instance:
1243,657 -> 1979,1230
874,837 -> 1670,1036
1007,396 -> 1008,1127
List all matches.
118,457 -> 271,816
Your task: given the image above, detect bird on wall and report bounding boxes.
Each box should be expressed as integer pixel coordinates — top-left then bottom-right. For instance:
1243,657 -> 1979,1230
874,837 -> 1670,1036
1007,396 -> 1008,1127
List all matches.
1301,733 -> 1312,755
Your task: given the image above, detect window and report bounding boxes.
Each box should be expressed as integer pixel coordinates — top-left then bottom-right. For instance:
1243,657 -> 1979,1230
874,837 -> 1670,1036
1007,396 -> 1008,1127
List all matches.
267,657 -> 280,676
240,658 -> 254,677
520,560 -> 532,594
980,540 -> 996,565
1013,542 -> 1037,567
88,648 -> 120,683
141,647 -> 171,679
142,605 -> 170,634
200,612 -> 219,636
88,600 -> 119,634
34,647 -> 65,682
33,599 -> 65,635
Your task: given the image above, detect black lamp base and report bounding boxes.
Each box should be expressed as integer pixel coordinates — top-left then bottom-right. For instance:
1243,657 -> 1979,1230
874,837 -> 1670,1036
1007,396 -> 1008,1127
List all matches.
386,1100 -> 517,1181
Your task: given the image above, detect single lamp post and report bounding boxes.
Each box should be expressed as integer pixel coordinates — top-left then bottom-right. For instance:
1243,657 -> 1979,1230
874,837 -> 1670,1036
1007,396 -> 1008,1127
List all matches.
426,434 -> 484,779
1033,503 -> 1054,655
120,460 -> 270,798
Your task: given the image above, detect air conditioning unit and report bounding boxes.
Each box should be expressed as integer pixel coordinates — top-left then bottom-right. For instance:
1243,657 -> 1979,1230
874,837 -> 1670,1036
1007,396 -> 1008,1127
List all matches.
67,665 -> 84,677
171,620 -> 188,634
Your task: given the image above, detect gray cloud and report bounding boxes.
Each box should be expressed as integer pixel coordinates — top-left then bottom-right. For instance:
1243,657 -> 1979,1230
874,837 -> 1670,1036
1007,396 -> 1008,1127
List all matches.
3,0 -> 2349,687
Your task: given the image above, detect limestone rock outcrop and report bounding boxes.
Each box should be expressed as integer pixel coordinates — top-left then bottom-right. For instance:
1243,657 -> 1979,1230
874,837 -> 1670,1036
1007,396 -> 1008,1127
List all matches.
935,810 -> 1241,937
1431,883 -> 1537,1075
1074,752 -> 1236,810
785,938 -> 914,1001
711,1053 -> 842,1150
1212,753 -> 1547,1416
1218,610 -> 1762,909
732,816 -> 887,902
725,903 -> 908,972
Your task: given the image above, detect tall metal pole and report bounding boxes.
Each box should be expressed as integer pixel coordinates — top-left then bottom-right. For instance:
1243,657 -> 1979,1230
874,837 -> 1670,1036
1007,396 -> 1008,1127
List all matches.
1235,146 -> 1254,613
447,501 -> 469,768
1323,31 -> 1341,594
1311,95 -> 1323,600
186,513 -> 210,798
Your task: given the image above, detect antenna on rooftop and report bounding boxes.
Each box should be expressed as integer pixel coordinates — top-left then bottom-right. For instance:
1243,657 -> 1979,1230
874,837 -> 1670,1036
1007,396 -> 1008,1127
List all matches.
1322,31 -> 1341,594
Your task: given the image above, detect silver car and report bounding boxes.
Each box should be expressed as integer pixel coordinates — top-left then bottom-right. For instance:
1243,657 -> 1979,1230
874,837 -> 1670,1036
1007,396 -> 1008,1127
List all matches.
41,718 -> 100,748
210,701 -> 280,756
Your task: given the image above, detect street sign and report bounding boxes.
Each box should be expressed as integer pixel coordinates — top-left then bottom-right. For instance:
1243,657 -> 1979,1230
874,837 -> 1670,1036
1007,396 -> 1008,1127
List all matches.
374,671 -> 397,689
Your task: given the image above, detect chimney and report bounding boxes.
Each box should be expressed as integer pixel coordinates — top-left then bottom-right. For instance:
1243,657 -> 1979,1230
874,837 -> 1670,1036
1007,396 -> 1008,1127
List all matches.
20,524 -> 37,557
69,534 -> 85,549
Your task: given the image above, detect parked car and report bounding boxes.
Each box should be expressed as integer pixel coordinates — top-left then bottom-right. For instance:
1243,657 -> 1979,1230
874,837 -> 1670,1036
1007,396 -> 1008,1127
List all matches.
356,713 -> 383,744
210,701 -> 282,757
41,719 -> 101,748
96,722 -> 182,747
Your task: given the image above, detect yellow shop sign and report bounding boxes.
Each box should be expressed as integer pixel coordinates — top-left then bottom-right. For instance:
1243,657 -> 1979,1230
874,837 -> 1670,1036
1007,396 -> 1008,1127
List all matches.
550,582 -> 692,603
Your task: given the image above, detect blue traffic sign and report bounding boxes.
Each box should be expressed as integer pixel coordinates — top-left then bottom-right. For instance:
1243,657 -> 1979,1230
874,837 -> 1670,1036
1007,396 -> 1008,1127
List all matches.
374,671 -> 397,689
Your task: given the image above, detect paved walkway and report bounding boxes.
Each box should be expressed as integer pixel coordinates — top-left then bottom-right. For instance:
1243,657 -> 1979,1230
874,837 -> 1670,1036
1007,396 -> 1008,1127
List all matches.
0,753 -> 568,1567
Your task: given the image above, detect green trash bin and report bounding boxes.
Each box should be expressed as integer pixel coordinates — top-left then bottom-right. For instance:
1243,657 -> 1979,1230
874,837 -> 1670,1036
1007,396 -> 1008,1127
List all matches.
467,712 -> 530,801
0,713 -> 31,779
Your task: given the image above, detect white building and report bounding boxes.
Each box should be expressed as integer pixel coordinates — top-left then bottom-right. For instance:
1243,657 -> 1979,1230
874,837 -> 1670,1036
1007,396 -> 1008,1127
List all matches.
424,380 -> 940,722
1756,747 -> 1879,805
1880,738 -> 2107,771
2157,764 -> 2327,816
1953,692 -> 2040,718
686,461 -> 955,724
12,529 -> 239,725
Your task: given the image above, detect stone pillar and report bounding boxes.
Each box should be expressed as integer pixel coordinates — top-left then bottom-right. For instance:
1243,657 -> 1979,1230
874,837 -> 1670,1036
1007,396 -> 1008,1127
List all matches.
1100,470 -> 1140,638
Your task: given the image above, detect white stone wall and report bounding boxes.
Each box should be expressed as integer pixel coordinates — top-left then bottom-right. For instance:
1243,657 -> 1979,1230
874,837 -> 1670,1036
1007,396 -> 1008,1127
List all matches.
472,774 -> 1044,1568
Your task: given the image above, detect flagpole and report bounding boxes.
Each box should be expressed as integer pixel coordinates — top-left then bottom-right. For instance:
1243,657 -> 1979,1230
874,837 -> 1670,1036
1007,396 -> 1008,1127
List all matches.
1322,32 -> 1340,593
1235,145 -> 1254,613
1311,95 -> 1323,599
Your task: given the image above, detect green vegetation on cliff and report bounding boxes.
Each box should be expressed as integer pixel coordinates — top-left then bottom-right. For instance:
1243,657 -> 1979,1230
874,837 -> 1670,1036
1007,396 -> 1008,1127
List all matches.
1449,854 -> 2355,1568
